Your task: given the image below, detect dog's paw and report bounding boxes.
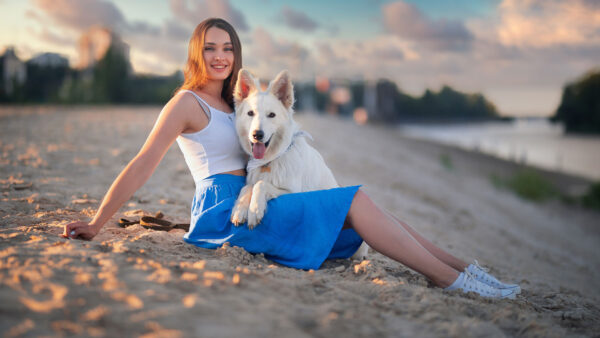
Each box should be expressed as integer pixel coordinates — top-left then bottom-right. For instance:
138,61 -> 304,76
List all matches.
247,187 -> 267,229
230,203 -> 249,226
246,208 -> 264,230
247,201 -> 266,230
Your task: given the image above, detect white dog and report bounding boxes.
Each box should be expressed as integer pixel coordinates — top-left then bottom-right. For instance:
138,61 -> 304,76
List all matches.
230,69 -> 368,260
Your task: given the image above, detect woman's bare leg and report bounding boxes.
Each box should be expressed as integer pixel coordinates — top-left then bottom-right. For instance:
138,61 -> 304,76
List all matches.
346,190 -> 459,288
386,212 -> 469,271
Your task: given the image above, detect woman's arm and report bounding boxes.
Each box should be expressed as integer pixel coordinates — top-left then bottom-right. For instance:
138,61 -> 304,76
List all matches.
63,93 -> 203,240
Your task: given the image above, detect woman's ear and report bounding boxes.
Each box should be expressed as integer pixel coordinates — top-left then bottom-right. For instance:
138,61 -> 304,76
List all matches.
269,70 -> 294,110
234,69 -> 257,105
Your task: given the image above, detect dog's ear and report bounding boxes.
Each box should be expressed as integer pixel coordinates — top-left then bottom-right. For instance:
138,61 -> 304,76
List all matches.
234,69 -> 257,105
270,70 -> 294,110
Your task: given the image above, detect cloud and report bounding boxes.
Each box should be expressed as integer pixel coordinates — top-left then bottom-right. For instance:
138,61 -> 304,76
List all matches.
251,27 -> 308,59
311,36 -> 419,82
127,21 -> 161,36
280,6 -> 319,32
30,0 -> 166,36
382,1 -> 474,52
169,0 -> 249,31
245,27 -> 310,79
31,0 -> 127,32
495,0 -> 600,48
30,27 -> 76,46
127,34 -> 187,74
163,20 -> 191,42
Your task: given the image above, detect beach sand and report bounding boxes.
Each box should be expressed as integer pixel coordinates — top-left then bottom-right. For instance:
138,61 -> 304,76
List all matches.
1,106 -> 598,337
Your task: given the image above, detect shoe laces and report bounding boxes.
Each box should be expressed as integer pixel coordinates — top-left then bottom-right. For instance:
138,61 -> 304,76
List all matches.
473,259 -> 489,273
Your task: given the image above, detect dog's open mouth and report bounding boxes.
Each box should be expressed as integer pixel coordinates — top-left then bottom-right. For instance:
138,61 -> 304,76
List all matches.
251,138 -> 271,159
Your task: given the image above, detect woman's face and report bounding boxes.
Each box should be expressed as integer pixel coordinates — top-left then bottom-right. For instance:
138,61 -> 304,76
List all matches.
203,27 -> 234,82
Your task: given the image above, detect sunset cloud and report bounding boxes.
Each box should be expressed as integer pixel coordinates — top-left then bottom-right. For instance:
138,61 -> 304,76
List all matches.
29,27 -> 75,47
246,27 -> 310,78
169,0 -> 249,32
496,0 -> 600,48
31,0 -> 126,32
310,36 -> 420,82
382,1 -> 474,52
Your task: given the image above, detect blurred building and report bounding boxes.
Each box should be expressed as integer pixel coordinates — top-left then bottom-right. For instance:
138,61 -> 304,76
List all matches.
373,80 -> 398,122
0,47 -> 27,96
77,26 -> 130,70
28,52 -> 69,68
363,81 -> 377,121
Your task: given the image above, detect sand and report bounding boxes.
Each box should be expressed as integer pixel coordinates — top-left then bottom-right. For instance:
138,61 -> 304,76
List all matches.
0,105 -> 598,337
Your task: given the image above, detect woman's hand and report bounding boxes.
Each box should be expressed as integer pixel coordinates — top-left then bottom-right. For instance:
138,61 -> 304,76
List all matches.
59,95 -> 191,242
62,221 -> 100,240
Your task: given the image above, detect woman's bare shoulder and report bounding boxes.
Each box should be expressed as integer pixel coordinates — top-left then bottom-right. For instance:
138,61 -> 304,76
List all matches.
164,91 -> 200,116
162,91 -> 209,133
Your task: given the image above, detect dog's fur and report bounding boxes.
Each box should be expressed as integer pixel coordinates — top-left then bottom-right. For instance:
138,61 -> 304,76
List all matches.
230,69 -> 368,260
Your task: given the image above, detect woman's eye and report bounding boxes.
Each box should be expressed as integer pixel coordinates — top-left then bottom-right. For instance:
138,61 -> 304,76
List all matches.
204,47 -> 214,51
225,48 -> 233,52
247,110 -> 254,116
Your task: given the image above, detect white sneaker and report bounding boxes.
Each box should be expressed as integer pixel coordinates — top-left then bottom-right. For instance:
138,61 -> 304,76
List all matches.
468,260 -> 521,294
445,271 -> 517,299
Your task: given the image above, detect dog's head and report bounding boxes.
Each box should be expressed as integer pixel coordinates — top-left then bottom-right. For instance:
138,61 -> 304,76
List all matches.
233,69 -> 296,161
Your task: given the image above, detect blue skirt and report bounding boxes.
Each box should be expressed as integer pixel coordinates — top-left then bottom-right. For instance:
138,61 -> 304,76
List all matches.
183,174 -> 363,270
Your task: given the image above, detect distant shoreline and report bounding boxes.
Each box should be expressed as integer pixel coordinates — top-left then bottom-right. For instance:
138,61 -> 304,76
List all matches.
395,130 -> 594,195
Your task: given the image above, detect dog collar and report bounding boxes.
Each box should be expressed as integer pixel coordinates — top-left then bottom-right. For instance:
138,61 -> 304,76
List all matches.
246,131 -> 313,172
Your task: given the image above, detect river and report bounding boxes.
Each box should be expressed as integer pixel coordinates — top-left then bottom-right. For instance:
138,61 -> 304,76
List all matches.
397,118 -> 600,181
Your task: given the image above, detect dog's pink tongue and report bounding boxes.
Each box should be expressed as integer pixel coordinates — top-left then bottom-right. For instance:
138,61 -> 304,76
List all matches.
252,142 -> 266,159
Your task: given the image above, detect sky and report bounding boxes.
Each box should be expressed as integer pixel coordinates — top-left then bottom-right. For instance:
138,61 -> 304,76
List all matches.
1,0 -> 599,116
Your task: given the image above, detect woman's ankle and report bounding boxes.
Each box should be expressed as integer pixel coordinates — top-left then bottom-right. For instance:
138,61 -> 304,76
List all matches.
434,270 -> 460,288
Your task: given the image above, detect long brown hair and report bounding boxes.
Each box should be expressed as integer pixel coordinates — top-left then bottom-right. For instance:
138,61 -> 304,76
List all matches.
177,18 -> 242,108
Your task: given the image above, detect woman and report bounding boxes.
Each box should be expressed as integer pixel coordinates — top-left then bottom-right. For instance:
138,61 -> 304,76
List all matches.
63,18 -> 520,299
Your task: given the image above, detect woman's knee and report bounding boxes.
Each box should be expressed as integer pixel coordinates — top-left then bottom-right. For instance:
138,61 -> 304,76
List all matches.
344,189 -> 366,229
352,188 -> 371,207
348,189 -> 370,220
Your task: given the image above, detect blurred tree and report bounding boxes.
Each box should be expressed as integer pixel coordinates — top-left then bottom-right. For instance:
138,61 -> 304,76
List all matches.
551,69 -> 600,134
129,71 -> 183,104
92,44 -> 131,102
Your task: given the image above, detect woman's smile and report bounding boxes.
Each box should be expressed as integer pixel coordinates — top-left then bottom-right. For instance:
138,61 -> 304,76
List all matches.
211,63 -> 229,73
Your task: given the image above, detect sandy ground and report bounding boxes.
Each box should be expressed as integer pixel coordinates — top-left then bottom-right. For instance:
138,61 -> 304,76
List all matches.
1,105 -> 599,338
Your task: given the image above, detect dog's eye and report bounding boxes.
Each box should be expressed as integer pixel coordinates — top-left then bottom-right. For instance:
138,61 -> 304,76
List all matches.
267,112 -> 276,118
247,110 -> 254,116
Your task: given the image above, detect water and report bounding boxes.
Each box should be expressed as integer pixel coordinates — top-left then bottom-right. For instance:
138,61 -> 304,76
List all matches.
398,118 -> 600,181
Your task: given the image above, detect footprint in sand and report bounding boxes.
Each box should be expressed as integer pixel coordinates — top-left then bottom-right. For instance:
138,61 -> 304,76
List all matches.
19,283 -> 68,313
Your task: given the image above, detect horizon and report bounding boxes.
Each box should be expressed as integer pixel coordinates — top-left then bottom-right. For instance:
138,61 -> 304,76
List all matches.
1,0 -> 599,117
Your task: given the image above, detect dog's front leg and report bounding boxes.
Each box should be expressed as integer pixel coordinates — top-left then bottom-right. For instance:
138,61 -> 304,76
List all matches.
231,184 -> 253,226
247,180 -> 288,229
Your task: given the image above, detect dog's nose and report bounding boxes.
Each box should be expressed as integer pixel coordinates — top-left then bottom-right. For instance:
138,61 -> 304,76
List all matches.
252,130 -> 264,141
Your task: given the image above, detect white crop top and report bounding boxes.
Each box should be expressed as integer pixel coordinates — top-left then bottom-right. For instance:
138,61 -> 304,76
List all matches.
176,90 -> 246,183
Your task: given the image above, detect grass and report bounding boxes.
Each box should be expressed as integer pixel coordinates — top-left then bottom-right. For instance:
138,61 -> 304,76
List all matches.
491,170 -> 600,211
581,182 -> 600,210
491,170 -> 558,202
439,153 -> 453,171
